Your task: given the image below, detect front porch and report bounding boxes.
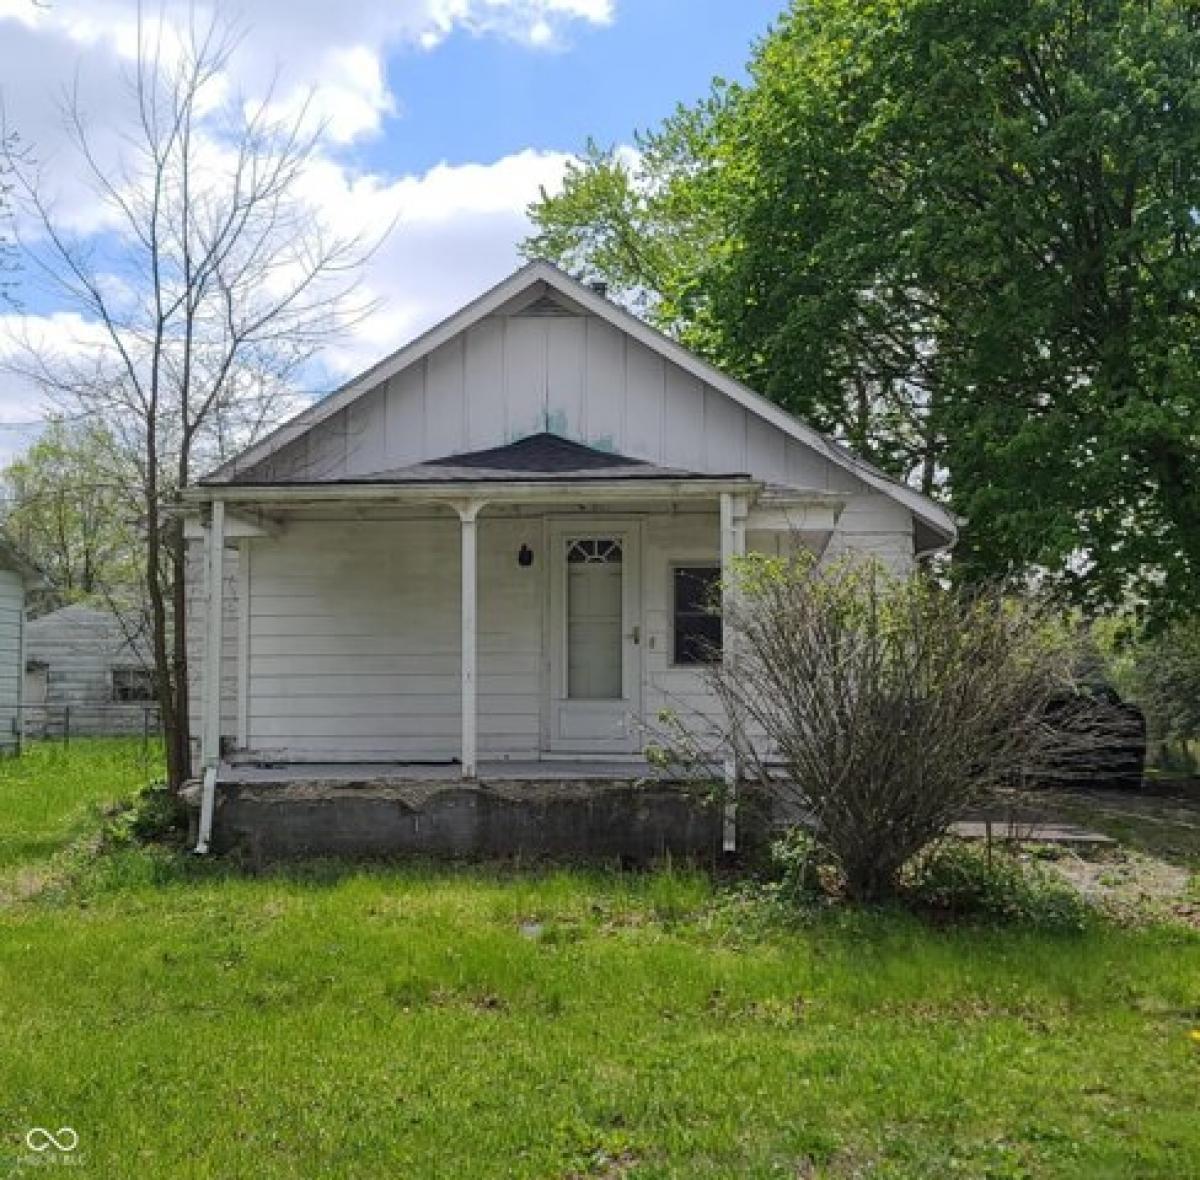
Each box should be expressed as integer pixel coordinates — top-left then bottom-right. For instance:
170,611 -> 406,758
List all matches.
183,433 -> 849,856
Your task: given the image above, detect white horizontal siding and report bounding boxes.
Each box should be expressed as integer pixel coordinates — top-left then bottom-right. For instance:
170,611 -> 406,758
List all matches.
823,493 -> 915,576
241,516 -> 542,759
0,570 -> 24,749
184,495 -> 921,764
24,605 -> 153,736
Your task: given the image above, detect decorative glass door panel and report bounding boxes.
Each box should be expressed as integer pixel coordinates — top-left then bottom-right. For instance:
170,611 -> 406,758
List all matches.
546,524 -> 641,753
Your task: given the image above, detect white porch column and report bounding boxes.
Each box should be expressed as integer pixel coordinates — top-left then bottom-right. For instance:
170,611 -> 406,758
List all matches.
719,492 -> 747,852
201,499 -> 226,769
235,538 -> 252,750
456,500 -> 486,779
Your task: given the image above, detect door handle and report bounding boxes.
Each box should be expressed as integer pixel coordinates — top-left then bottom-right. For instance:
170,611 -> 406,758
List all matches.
629,624 -> 641,645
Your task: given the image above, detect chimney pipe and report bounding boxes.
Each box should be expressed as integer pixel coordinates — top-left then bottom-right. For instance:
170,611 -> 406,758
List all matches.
588,279 -> 609,299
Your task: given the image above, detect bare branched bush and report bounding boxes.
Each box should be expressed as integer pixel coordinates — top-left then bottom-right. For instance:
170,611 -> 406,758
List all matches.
654,552 -> 1126,901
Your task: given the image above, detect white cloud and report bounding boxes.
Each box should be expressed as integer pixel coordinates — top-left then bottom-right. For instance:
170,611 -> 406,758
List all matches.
310,148 -> 574,376
1,0 -> 614,148
0,0 -> 594,460
0,311 -> 116,464
1,148 -> 575,435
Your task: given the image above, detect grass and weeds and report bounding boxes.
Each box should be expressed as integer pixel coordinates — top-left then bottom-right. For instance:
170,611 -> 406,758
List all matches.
0,739 -> 164,886
1,741 -> 1199,1177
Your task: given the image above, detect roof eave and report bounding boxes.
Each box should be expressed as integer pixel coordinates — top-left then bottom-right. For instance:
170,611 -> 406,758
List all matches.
182,475 -> 761,507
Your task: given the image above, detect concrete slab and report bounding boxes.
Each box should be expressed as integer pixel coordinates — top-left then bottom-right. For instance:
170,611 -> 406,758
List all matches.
951,819 -> 1114,845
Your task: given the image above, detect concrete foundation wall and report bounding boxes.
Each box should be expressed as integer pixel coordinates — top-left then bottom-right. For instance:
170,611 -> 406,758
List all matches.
202,780 -> 768,862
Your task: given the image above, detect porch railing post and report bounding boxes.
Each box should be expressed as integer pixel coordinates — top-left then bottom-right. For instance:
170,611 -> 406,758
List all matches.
719,492 -> 748,853
201,499 -> 226,769
456,500 -> 486,779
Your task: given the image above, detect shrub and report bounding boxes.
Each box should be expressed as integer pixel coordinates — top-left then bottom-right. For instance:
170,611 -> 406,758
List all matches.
654,553 -> 1121,901
903,840 -> 1091,930
768,827 -> 830,900
100,780 -> 187,847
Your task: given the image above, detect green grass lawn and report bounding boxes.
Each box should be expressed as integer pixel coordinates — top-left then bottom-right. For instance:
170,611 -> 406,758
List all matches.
0,739 -> 163,881
1,742 -> 1199,1178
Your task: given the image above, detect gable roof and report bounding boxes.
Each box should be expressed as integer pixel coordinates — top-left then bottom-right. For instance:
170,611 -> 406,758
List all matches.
0,534 -> 42,588
223,432 -> 748,487
206,261 -> 956,548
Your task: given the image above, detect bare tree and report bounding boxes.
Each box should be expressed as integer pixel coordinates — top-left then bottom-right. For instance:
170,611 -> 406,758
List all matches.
0,126 -> 22,307
4,10 -> 378,788
652,553 -> 1128,900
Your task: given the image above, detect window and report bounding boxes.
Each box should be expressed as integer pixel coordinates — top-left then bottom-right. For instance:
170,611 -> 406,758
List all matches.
673,566 -> 722,665
112,667 -> 156,703
567,536 -> 624,699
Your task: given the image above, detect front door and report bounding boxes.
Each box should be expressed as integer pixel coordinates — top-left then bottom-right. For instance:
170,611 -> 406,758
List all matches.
546,521 -> 642,753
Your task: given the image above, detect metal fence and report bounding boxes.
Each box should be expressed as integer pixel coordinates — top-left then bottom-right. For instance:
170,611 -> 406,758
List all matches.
10,702 -> 163,751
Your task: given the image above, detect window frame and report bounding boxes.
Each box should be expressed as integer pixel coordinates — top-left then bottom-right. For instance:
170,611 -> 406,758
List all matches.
669,562 -> 723,668
111,666 -> 156,704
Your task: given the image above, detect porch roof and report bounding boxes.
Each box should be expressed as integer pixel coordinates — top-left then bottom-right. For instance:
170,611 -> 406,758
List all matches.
214,432 -> 747,487
185,432 -> 760,506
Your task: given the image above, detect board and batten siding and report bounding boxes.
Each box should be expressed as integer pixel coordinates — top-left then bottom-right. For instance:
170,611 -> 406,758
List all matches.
0,569 -> 24,750
255,310 -> 862,496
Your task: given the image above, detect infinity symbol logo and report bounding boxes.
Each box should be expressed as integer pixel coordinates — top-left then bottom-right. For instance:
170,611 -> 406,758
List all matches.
25,1127 -> 79,1153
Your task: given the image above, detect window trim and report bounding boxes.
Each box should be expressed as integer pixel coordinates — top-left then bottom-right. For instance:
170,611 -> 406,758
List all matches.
111,666 -> 156,704
669,561 -> 723,668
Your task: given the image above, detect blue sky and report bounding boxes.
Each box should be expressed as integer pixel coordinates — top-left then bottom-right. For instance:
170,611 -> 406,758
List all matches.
367,1 -> 780,175
0,0 -> 783,454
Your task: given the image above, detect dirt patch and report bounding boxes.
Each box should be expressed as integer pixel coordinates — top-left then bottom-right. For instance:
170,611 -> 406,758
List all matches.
1034,787 -> 1200,863
990,788 -> 1200,926
1042,846 -> 1198,926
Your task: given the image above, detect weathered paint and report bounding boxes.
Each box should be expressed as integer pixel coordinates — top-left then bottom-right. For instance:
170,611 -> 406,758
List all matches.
23,604 -> 152,737
255,307 -> 861,497
185,266 -> 933,776
0,569 -> 25,750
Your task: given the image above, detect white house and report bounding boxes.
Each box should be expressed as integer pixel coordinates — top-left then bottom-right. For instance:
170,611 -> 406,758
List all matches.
0,536 -> 40,753
24,604 -> 156,738
182,262 -> 955,856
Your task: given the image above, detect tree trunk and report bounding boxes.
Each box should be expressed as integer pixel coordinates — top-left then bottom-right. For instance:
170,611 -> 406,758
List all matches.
145,487 -> 185,790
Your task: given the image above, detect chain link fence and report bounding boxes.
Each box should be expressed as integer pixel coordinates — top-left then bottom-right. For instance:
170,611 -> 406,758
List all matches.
13,702 -> 163,752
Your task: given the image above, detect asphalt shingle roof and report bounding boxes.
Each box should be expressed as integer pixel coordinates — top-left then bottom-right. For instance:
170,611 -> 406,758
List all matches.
227,432 -> 748,485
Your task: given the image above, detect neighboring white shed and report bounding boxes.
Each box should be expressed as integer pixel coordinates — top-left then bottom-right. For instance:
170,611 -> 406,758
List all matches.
23,604 -> 156,738
0,537 -> 38,753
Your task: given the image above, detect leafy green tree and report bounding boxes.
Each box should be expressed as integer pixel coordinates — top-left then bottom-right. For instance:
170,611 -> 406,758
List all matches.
526,0 -> 1200,619
1,418 -> 140,613
1096,615 -> 1200,770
